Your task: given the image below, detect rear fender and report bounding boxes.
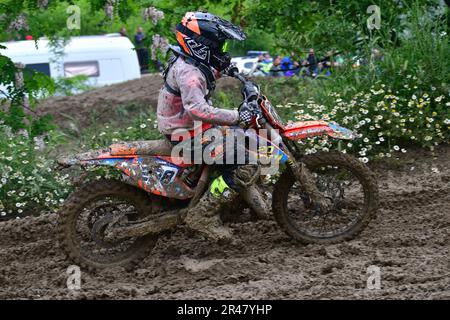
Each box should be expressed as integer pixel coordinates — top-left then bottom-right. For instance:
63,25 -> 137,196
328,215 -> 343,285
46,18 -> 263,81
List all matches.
57,149 -> 195,200
283,120 -> 356,141
57,148 -> 136,168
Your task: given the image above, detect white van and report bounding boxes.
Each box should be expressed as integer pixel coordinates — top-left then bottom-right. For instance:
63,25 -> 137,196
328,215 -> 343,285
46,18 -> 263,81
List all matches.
231,56 -> 259,76
0,34 -> 141,89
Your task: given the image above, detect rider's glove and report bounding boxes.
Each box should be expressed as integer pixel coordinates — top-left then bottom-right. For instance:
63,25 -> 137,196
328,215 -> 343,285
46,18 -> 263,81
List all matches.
223,64 -> 239,77
238,102 -> 254,127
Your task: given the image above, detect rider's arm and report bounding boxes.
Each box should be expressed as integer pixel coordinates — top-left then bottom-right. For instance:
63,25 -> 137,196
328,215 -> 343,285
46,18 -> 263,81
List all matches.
177,64 -> 239,125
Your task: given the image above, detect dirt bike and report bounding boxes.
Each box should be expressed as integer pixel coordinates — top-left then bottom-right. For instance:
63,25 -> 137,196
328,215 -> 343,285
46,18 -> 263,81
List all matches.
57,70 -> 378,271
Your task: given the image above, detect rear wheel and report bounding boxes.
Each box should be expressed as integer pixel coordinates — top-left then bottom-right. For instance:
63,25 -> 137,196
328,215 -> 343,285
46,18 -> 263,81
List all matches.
58,179 -> 162,271
273,151 -> 378,244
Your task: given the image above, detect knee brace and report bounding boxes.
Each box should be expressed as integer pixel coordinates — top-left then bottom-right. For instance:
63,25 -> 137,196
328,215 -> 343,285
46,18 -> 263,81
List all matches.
209,175 -> 235,199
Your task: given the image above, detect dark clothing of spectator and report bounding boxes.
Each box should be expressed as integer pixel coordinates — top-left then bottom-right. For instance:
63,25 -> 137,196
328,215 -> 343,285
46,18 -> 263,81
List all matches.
134,31 -> 149,72
307,53 -> 318,75
134,31 -> 145,47
271,56 -> 282,77
136,48 -> 149,72
280,57 -> 295,77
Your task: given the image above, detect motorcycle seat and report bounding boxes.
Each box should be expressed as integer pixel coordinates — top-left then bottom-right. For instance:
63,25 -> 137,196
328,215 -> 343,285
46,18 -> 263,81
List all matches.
109,139 -> 173,156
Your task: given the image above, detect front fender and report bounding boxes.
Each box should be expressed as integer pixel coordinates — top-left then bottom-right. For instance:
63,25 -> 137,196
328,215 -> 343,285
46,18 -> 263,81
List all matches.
282,120 -> 356,141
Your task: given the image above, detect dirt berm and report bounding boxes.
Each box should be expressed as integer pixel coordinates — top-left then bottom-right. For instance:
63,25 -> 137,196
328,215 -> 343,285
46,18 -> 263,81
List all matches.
37,74 -> 239,130
0,145 -> 448,299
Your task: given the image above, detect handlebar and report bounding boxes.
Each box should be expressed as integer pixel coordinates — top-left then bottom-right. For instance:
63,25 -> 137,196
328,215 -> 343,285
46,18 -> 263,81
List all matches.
226,68 -> 267,128
234,73 -> 248,84
227,67 -> 247,84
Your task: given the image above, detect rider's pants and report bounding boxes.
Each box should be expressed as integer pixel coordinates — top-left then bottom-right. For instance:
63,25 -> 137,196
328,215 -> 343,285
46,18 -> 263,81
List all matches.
166,126 -> 259,195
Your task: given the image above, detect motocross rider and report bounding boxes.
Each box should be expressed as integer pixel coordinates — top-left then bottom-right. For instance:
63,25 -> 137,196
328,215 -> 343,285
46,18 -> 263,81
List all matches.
157,12 -> 257,243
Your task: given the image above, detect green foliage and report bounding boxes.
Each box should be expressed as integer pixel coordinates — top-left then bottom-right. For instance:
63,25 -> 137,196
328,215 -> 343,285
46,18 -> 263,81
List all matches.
376,3 -> 450,96
74,110 -> 162,150
228,28 -> 276,56
242,0 -> 448,57
213,2 -> 450,160
0,104 -> 56,139
0,59 -> 56,137
53,75 -> 92,96
30,114 -> 56,137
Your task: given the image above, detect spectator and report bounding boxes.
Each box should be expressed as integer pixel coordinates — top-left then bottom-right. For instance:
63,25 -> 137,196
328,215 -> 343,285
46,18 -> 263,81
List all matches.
333,54 -> 344,67
134,27 -> 145,46
134,27 -> 149,73
252,54 -> 273,76
306,48 -> 318,77
252,54 -> 264,76
256,54 -> 264,66
119,27 -> 128,37
290,52 -> 301,76
319,52 -> 333,76
260,53 -> 273,75
135,27 -> 145,46
263,53 -> 273,63
271,55 -> 282,77
280,56 -> 295,77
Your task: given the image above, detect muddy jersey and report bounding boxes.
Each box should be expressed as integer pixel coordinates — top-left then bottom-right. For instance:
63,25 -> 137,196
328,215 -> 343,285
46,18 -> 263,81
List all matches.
157,57 -> 239,135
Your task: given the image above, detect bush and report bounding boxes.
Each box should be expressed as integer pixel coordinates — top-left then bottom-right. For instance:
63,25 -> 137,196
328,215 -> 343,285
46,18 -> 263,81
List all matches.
0,124 -> 71,218
280,77 -> 449,162
72,110 -> 162,150
216,72 -> 449,162
215,2 -> 450,162
0,109 -> 164,218
53,75 -> 92,96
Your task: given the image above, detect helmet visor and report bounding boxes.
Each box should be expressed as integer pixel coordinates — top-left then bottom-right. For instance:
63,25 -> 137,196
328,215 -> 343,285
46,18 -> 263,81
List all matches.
217,21 -> 246,41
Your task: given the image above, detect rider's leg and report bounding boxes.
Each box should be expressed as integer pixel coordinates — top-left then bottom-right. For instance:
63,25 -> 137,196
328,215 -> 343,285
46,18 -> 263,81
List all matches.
168,125 -> 260,242
184,164 -> 259,242
184,174 -> 235,242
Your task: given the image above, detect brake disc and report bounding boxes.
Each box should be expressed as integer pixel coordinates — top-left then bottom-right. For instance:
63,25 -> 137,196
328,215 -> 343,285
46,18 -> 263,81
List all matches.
91,209 -> 134,248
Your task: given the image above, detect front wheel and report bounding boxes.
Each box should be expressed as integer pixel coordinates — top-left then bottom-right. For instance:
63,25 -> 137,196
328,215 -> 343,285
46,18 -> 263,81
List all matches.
272,151 -> 378,244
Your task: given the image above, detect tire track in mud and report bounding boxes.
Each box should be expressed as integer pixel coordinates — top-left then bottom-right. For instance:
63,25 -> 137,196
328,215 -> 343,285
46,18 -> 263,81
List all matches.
379,186 -> 450,210
0,147 -> 449,299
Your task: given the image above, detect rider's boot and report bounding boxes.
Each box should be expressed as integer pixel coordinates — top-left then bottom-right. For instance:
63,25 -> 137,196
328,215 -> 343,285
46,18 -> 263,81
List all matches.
184,175 -> 237,243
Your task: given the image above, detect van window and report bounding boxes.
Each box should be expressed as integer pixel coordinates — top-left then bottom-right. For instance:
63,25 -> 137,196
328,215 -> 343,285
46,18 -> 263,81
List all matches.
25,63 -> 51,76
64,61 -> 99,77
244,62 -> 254,69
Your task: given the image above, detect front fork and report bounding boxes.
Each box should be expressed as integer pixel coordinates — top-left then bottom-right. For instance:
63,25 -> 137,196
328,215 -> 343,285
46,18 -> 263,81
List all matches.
262,123 -> 330,213
281,141 -> 330,213
288,159 -> 330,212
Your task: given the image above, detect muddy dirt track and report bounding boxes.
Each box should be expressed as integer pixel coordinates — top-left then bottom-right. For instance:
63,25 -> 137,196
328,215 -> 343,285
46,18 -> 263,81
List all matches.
0,146 -> 448,300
